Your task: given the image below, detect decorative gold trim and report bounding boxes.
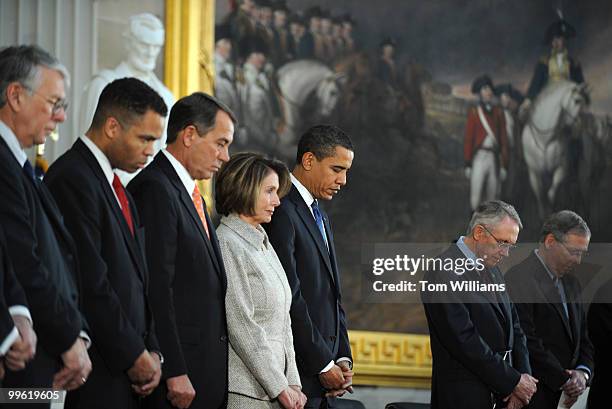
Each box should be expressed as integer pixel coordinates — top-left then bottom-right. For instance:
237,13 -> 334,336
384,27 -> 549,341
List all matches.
349,330 -> 432,388
165,0 -> 215,97
165,0 -> 216,209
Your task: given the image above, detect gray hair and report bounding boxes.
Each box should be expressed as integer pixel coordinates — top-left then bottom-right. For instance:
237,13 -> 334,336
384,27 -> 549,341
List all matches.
0,45 -> 70,107
467,200 -> 523,234
540,210 -> 590,242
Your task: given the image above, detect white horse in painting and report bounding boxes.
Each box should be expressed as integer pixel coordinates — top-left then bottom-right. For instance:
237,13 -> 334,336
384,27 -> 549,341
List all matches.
522,80 -> 588,219
276,60 -> 344,159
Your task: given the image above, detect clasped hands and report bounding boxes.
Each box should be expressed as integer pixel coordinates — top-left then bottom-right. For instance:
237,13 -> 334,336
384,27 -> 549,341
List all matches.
0,315 -> 37,379
127,349 -> 162,397
504,373 -> 538,409
278,385 -> 307,409
560,369 -> 588,408
319,361 -> 354,399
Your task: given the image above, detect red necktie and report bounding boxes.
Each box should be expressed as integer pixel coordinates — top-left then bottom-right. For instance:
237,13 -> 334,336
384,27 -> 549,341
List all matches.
112,174 -> 134,235
192,185 -> 210,240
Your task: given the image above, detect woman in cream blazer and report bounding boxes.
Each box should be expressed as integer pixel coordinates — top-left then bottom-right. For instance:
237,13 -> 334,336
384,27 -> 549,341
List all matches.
215,153 -> 306,409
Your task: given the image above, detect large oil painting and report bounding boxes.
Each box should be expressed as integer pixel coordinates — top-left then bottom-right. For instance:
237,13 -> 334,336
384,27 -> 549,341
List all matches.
212,0 -> 612,334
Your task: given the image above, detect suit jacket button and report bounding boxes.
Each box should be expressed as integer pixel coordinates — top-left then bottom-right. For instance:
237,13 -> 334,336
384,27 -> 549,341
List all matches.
220,335 -> 228,342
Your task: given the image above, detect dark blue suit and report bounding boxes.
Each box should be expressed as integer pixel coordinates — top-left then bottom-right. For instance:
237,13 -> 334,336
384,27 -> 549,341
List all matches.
264,185 -> 352,404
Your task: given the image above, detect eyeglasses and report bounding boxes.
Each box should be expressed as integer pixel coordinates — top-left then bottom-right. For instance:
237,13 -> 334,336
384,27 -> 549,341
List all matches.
32,91 -> 69,115
480,225 -> 517,251
558,240 -> 588,258
22,84 -> 69,115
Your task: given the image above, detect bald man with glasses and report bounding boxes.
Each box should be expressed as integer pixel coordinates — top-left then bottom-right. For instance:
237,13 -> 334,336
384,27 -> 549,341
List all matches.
506,210 -> 593,409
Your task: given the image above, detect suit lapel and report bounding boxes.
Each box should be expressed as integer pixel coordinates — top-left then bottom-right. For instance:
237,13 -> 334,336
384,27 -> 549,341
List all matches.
563,277 -> 580,351
289,188 -> 336,287
155,154 -> 223,278
321,208 -> 341,288
74,140 -> 146,282
533,257 -> 573,341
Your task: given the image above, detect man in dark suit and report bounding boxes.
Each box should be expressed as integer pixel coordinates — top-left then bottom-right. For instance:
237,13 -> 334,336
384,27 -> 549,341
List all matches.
45,78 -> 165,408
128,92 -> 235,409
421,200 -> 537,409
265,124 -> 358,408
506,210 -> 593,409
0,225 -> 35,379
0,45 -> 91,397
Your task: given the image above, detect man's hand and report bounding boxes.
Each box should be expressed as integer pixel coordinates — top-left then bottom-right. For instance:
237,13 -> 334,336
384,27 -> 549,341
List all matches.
53,338 -> 92,391
290,385 -> 306,409
318,364 -> 345,390
504,393 -> 525,409
464,167 -> 472,179
337,361 -> 354,393
130,351 -> 161,397
512,373 -> 538,405
562,392 -> 579,408
562,369 -> 587,397
166,374 -> 196,408
277,386 -> 299,409
6,316 -> 37,370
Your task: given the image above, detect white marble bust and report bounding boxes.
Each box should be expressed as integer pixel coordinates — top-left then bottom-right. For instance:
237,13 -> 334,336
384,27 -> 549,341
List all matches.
79,13 -> 175,183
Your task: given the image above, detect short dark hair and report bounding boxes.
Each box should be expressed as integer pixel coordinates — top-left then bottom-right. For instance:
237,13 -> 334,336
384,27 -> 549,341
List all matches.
215,152 -> 291,217
0,45 -> 69,107
295,124 -> 353,166
166,92 -> 237,144
90,78 -> 168,130
540,210 -> 591,242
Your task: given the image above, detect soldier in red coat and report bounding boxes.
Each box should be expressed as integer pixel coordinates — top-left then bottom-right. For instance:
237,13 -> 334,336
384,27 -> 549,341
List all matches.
464,75 -> 509,210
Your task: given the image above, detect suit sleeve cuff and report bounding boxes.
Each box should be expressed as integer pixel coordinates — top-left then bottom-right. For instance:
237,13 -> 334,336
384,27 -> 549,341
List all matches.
336,357 -> 353,370
319,360 -> 335,374
9,306 -> 32,324
576,365 -> 591,377
79,331 -> 92,349
0,327 -> 19,356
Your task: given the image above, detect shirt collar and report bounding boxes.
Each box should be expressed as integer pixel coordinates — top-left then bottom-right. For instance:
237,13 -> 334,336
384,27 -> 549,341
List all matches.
456,236 -> 479,263
0,120 -> 28,166
291,173 -> 315,207
534,249 -> 560,283
80,135 -> 115,186
162,149 -> 196,197
220,213 -> 269,249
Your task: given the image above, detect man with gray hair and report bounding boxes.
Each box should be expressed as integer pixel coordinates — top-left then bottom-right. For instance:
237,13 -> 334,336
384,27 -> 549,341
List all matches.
422,200 -> 537,409
506,210 -> 593,409
0,45 -> 91,397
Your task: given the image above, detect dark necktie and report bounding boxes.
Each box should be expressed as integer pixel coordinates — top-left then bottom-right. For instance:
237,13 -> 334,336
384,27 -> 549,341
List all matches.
554,278 -> 569,319
22,160 -> 36,182
311,199 -> 329,251
112,174 -> 134,235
